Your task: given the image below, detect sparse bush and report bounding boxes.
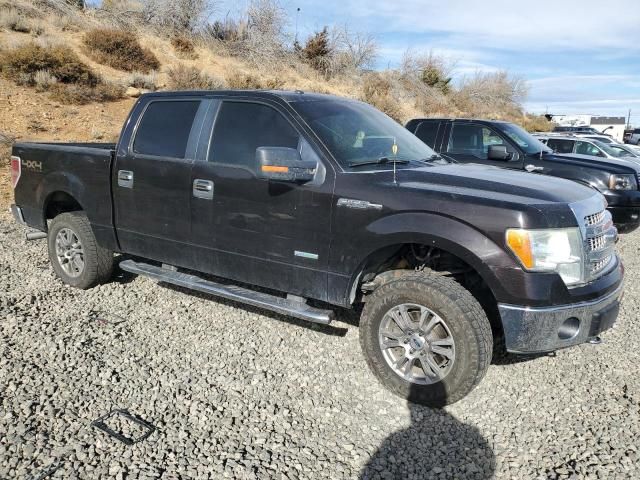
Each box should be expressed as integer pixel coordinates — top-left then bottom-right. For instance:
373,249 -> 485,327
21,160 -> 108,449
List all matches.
0,44 -> 99,86
171,36 -> 197,59
34,69 -> 58,91
454,71 -> 528,118
361,73 -> 402,122
225,71 -> 284,90
166,64 -> 225,90
301,27 -> 331,75
0,43 -> 124,104
204,18 -> 249,42
239,0 -> 289,64
327,26 -> 377,76
49,82 -> 124,104
522,114 -> 553,132
141,0 -> 216,33
0,9 -> 31,32
83,28 -> 160,73
126,71 -> 157,90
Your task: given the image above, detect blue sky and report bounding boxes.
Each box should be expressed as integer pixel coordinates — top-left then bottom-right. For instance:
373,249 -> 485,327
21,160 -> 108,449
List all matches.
213,0 -> 640,120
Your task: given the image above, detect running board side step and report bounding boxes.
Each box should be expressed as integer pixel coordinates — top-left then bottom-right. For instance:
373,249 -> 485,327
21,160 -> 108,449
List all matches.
119,260 -> 334,325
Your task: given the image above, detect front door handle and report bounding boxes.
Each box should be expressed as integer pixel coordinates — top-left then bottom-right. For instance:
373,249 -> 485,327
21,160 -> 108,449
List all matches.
525,164 -> 544,172
193,179 -> 214,200
118,170 -> 134,188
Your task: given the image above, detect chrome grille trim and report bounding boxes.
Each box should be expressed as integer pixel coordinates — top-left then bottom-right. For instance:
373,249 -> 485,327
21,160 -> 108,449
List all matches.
585,211 -> 605,227
583,209 -> 616,283
570,194 -> 616,286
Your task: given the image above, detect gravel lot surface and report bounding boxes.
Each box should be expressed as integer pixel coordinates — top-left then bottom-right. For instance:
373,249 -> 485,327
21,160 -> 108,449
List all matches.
1,209 -> 639,479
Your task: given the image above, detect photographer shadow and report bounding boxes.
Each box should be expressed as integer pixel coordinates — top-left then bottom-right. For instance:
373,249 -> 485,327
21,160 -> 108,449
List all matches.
360,384 -> 496,480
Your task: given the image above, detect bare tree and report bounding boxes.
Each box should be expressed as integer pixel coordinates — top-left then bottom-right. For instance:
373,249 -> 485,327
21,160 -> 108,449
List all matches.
329,25 -> 377,73
141,0 -> 217,33
455,71 -> 529,116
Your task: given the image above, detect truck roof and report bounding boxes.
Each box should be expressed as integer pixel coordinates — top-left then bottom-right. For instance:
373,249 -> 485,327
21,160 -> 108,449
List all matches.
408,118 -> 511,124
140,89 -> 350,104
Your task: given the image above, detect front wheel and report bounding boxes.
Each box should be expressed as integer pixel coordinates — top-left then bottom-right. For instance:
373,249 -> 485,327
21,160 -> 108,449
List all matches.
359,271 -> 492,407
48,211 -> 114,289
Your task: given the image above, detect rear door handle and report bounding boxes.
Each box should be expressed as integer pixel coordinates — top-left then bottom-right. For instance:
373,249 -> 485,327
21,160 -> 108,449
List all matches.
118,170 -> 134,188
525,164 -> 544,172
193,179 -> 214,200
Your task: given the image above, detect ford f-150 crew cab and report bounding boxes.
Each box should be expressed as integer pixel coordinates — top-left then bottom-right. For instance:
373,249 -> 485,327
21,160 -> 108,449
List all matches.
406,118 -> 640,233
10,91 -> 623,406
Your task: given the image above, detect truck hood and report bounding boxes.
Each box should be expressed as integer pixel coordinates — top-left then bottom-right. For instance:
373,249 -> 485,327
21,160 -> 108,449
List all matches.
546,152 -> 640,174
398,162 -> 597,205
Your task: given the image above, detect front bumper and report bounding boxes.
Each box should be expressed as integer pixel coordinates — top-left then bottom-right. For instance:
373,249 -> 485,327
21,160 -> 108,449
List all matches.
498,282 -> 623,354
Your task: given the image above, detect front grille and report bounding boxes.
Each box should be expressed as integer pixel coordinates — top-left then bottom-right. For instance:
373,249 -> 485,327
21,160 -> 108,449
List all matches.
591,255 -> 612,274
588,234 -> 607,251
585,211 -> 605,227
583,209 -> 616,282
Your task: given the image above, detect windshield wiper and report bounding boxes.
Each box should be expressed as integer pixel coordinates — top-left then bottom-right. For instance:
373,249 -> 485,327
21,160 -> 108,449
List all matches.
348,157 -> 410,167
421,154 -> 446,162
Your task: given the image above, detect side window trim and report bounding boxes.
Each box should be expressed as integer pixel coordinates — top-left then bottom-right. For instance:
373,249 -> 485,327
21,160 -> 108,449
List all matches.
129,98 -> 207,161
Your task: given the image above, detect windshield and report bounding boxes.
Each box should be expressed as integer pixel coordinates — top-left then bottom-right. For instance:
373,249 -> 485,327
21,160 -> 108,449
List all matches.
501,123 -> 551,155
292,99 -> 445,168
592,140 -> 628,157
587,135 -> 613,144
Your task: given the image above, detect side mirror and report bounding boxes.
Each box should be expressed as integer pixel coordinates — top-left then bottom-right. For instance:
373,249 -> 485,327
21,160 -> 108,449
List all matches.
256,147 -> 317,183
488,145 -> 511,161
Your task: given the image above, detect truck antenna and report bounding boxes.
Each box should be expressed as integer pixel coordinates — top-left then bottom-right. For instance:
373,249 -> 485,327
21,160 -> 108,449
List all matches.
392,137 -> 398,185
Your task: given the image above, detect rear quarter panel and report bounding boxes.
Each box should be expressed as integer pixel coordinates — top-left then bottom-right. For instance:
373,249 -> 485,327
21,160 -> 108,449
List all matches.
12,143 -> 117,249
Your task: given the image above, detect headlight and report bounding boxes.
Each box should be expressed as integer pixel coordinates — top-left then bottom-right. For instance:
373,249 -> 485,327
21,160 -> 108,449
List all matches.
506,228 -> 584,286
608,174 -> 637,190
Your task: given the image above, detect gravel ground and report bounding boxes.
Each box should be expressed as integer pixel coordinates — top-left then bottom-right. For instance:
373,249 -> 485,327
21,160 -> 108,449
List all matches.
1,210 -> 639,480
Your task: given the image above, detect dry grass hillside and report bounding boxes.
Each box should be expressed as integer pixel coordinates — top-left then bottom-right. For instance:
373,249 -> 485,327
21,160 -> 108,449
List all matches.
0,0 -> 552,205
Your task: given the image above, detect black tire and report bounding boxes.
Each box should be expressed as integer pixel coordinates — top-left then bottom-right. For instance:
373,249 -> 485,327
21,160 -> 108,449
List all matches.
47,211 -> 114,289
359,271 -> 492,407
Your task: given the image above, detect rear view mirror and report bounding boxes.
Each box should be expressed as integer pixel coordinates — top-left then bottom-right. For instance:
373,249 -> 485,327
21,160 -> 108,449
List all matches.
256,147 -> 317,183
488,145 -> 511,161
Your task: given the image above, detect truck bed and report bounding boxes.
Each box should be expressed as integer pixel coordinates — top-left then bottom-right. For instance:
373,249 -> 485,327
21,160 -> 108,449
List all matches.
12,141 -> 117,248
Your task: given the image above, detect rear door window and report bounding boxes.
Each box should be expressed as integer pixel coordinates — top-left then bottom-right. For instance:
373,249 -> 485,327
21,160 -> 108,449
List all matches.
414,121 -> 440,148
546,139 -> 574,154
575,141 -> 603,157
208,101 -> 300,170
133,100 -> 201,158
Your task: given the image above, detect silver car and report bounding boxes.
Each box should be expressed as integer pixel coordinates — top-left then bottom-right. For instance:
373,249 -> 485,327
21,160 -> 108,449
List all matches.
533,134 -> 636,159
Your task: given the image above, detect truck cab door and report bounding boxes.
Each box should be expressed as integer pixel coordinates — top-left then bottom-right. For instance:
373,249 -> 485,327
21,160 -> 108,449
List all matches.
443,122 -> 522,169
113,98 -> 208,267
189,98 -> 335,301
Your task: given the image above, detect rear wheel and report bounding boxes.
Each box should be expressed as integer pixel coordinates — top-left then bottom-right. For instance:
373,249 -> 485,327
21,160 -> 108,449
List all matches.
48,212 -> 114,289
359,271 -> 492,407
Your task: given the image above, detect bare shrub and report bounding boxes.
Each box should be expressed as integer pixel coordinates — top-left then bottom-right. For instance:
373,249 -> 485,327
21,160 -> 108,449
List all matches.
301,27 -> 331,75
34,69 -> 58,91
454,71 -> 528,118
225,71 -> 284,90
239,0 -> 289,63
522,114 -> 553,132
49,82 -> 125,104
83,29 -> 160,73
166,64 -> 225,90
203,17 -> 249,42
327,25 -> 377,76
0,43 -> 100,86
125,71 -> 158,90
140,0 -> 217,33
0,43 -> 124,104
171,36 -> 197,58
400,50 -> 453,94
361,73 -> 403,122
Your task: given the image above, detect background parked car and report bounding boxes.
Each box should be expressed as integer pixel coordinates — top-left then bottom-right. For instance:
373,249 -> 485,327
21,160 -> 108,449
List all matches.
534,134 -> 635,159
553,125 -> 608,135
624,128 -> 640,145
406,118 -> 640,233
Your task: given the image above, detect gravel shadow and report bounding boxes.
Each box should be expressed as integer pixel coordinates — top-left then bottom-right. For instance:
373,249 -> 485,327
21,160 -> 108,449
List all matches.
360,385 -> 496,480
